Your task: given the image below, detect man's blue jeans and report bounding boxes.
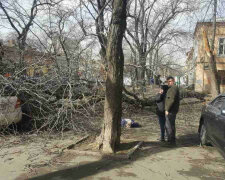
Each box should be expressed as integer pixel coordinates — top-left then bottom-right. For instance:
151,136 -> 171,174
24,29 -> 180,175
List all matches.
165,113 -> 176,142
158,115 -> 166,139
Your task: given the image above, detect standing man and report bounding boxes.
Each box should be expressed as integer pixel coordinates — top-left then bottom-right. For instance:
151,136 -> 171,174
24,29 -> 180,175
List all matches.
165,76 -> 180,145
155,84 -> 169,142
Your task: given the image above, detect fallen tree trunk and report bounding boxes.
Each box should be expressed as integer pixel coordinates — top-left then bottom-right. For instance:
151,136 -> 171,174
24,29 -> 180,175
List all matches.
122,87 -> 155,107
180,90 -> 206,101
122,87 -> 207,108
122,94 -> 155,107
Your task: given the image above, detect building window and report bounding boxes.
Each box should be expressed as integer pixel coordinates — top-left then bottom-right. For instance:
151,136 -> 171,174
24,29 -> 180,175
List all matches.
218,70 -> 225,85
218,38 -> 225,55
204,63 -> 209,70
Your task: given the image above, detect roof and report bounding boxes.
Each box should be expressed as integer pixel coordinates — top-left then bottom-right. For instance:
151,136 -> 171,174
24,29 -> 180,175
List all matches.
1,45 -> 55,65
194,21 -> 225,37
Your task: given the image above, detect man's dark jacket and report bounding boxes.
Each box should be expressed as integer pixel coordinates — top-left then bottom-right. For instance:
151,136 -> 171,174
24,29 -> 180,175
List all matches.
165,85 -> 180,114
155,85 -> 168,116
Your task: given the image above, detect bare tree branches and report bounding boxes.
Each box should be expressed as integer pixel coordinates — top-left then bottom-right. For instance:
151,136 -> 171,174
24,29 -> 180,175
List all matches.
0,0 -> 61,69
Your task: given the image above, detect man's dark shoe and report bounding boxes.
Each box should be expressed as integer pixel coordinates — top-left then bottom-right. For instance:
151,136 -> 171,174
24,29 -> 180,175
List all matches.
157,137 -> 165,142
161,141 -> 176,147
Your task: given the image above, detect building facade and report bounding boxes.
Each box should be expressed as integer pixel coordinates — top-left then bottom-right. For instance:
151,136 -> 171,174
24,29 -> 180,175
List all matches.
191,22 -> 225,93
0,40 -> 55,77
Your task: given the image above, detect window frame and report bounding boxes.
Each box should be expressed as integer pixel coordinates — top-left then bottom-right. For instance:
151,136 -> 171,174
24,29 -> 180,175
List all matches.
218,70 -> 225,85
218,37 -> 225,56
203,62 -> 209,70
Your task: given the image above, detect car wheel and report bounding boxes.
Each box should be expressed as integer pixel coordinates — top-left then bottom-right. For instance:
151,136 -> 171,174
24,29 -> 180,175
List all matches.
200,123 -> 210,146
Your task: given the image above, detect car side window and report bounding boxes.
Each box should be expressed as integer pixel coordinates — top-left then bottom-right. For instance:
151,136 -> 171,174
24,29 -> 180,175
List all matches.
211,97 -> 225,110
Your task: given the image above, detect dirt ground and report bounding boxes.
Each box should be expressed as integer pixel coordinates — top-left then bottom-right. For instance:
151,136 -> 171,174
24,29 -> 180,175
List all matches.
1,98 -> 225,180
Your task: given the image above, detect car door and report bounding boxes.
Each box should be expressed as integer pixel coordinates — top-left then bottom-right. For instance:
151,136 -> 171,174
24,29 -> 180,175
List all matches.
205,96 -> 225,140
204,99 -> 218,137
207,96 -> 225,145
203,103 -> 214,137
214,99 -> 225,151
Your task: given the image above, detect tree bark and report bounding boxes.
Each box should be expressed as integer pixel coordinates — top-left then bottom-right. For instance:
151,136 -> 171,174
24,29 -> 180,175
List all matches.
97,0 -> 127,154
210,0 -> 220,97
202,0 -> 220,98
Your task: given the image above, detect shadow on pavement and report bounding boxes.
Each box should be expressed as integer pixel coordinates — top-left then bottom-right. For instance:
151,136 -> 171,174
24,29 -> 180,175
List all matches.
30,133 -> 200,180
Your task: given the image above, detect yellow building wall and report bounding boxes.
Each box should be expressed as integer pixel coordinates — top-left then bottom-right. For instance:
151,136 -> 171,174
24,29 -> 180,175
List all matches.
27,67 -> 35,77
195,63 -> 204,92
26,65 -> 49,77
194,24 -> 225,93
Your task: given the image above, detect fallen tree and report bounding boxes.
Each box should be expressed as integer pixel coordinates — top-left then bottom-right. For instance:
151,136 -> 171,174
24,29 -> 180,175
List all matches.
0,73 -> 207,134
122,87 -> 155,107
122,86 -> 206,108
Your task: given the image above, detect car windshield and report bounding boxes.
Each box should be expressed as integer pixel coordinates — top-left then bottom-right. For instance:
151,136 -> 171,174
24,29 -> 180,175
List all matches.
211,96 -> 225,110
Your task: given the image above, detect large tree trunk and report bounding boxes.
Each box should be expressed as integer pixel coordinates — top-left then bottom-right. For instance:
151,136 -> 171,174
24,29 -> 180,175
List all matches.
133,53 -> 139,88
96,0 -> 107,65
139,53 -> 146,82
210,0 -> 220,97
139,52 -> 146,96
147,50 -> 153,85
202,30 -> 220,98
202,0 -> 220,98
97,0 -> 127,154
18,39 -> 26,73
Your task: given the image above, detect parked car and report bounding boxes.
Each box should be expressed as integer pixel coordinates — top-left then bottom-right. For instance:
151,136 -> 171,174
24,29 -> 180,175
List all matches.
198,93 -> 225,158
0,81 -> 25,127
0,96 -> 22,126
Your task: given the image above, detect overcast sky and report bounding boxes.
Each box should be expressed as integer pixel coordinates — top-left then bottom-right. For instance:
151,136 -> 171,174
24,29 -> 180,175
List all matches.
1,0 -> 225,66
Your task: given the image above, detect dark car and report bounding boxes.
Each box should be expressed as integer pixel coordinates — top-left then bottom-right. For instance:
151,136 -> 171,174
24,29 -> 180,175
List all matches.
199,94 -> 225,158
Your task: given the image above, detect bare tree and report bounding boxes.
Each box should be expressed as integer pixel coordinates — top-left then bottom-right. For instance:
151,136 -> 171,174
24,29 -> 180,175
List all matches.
78,0 -> 110,65
96,0 -> 127,153
125,0 -> 195,88
202,0 -> 220,98
0,0 -> 60,69
24,2 -> 96,80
